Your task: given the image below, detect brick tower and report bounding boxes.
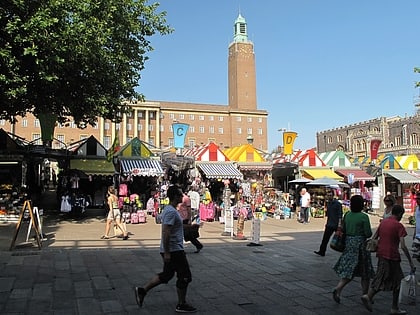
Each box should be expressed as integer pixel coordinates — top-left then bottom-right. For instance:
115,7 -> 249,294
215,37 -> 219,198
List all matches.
228,14 -> 257,111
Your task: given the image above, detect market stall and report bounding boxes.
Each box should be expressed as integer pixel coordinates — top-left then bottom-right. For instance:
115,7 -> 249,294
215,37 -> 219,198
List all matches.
115,137 -> 164,211
66,136 -> 115,209
0,129 -> 28,222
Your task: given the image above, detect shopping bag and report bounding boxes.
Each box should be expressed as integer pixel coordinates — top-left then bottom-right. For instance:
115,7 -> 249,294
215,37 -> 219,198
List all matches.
365,239 -> 378,252
330,231 -> 345,252
398,272 -> 416,306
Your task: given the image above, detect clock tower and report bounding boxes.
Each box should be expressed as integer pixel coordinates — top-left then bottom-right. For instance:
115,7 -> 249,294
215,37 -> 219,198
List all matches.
228,14 -> 257,110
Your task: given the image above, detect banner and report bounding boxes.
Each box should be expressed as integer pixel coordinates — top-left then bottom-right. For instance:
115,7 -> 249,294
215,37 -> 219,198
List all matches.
107,132 -> 120,162
370,139 -> 382,160
283,131 -> 298,155
172,123 -> 189,149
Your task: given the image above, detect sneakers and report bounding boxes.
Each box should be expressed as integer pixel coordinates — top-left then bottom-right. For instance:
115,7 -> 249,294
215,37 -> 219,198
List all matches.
314,251 -> 325,257
134,287 -> 146,307
175,303 -> 197,313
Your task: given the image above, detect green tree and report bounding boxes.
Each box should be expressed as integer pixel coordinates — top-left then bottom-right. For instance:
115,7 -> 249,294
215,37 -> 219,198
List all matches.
415,67 -> 420,88
0,0 -> 172,144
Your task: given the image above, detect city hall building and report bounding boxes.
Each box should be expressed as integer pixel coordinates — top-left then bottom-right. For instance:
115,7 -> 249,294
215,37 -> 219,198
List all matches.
1,14 -> 268,152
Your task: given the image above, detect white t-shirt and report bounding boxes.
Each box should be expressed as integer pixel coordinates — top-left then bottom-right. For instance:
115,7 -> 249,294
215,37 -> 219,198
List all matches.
301,192 -> 311,207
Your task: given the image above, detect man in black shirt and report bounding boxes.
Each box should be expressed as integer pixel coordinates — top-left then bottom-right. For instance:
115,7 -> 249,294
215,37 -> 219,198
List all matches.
314,190 -> 343,256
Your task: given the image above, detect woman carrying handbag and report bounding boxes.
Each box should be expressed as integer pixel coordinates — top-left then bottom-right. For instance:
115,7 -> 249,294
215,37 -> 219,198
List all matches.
332,195 -> 374,304
361,205 -> 416,314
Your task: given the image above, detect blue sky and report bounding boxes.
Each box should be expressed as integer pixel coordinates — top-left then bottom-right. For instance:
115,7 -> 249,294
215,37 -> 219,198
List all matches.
138,0 -> 420,152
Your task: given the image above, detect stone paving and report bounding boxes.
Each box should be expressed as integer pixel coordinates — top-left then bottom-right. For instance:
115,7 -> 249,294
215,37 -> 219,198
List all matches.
0,193 -> 419,314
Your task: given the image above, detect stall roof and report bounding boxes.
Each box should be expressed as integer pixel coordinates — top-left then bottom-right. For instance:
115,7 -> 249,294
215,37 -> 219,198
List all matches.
117,137 -> 154,158
334,168 -> 375,182
223,144 -> 266,162
69,159 -> 115,175
383,170 -> 420,184
301,168 -> 343,180
183,142 -> 230,161
120,158 -> 164,177
196,162 -> 243,179
319,151 -> 353,167
238,161 -> 272,171
396,154 -> 420,170
297,149 -> 326,167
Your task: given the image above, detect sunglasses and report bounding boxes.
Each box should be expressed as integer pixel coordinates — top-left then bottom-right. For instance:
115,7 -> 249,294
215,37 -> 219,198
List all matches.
384,199 -> 392,202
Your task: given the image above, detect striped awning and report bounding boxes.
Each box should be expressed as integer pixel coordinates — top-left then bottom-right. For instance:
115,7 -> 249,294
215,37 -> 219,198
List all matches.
196,162 -> 243,179
120,159 -> 164,177
238,162 -> 272,171
334,168 -> 375,182
301,168 -> 342,180
384,170 -> 420,184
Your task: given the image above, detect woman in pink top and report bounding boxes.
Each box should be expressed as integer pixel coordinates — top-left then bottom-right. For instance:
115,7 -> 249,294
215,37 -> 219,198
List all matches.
361,205 -> 415,315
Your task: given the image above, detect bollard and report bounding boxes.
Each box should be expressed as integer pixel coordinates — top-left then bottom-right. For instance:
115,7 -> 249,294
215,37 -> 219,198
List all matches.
247,215 -> 262,246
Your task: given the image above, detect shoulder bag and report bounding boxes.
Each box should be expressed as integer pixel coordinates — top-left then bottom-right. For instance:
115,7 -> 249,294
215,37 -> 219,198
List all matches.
330,212 -> 347,252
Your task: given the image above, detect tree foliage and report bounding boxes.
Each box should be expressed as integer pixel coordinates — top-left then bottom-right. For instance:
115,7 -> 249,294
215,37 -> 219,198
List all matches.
0,0 -> 172,127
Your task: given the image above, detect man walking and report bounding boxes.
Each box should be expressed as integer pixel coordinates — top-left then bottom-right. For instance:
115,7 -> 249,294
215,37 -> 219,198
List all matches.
314,190 -> 342,256
300,188 -> 311,224
134,185 -> 197,313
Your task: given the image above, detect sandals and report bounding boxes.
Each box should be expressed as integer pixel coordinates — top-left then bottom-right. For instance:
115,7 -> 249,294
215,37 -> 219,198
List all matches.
100,235 -> 110,239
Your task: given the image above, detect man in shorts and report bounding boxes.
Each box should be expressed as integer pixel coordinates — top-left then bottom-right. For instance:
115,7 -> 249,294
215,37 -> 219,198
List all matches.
134,185 -> 197,313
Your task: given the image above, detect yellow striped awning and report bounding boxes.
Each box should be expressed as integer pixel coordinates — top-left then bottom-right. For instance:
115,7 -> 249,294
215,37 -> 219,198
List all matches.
301,168 -> 343,180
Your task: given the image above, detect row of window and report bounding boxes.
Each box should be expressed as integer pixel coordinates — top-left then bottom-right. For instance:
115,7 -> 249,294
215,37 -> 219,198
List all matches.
124,110 -> 264,123
325,132 -> 420,148
352,134 -> 420,151
167,113 -> 263,123
107,122 -> 263,135
2,110 -> 263,130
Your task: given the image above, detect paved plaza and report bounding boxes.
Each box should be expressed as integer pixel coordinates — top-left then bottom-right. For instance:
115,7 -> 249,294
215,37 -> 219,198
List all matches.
0,193 -> 419,314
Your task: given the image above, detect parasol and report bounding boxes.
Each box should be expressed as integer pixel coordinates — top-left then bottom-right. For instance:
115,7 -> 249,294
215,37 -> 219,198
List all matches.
306,176 -> 349,188
289,178 -> 313,184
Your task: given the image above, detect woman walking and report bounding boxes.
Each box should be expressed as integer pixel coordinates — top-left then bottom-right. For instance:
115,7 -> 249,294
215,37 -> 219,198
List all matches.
332,194 -> 374,303
383,195 -> 396,220
101,186 -> 129,240
361,205 -> 416,314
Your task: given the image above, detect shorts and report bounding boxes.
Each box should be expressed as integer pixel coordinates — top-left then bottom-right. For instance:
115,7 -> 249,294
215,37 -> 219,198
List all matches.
158,250 -> 192,286
107,208 -> 121,220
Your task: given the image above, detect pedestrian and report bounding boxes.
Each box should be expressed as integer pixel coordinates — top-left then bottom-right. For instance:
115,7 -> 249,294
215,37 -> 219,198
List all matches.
134,185 -> 197,313
52,169 -> 57,188
361,204 -> 416,314
413,192 -> 420,262
314,190 -> 343,256
300,187 -> 311,224
101,186 -> 128,240
332,194 -> 374,304
188,187 -> 201,224
383,195 -> 396,220
180,194 -> 203,253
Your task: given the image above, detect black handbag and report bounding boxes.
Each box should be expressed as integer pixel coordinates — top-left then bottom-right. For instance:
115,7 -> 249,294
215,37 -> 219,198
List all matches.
330,231 -> 346,252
